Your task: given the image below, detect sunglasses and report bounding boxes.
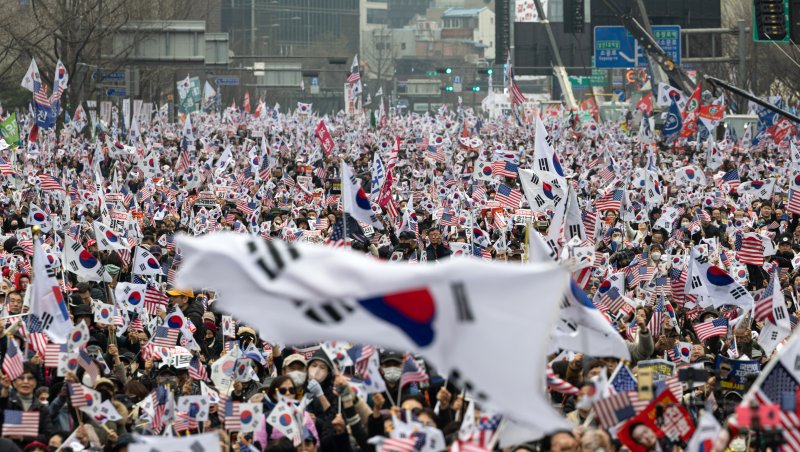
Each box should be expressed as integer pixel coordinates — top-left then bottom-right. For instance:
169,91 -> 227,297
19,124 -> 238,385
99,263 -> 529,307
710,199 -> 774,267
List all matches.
277,387 -> 296,395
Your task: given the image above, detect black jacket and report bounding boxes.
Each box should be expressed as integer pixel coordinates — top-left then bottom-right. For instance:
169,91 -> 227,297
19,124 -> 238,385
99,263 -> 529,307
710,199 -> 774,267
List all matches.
425,244 -> 452,261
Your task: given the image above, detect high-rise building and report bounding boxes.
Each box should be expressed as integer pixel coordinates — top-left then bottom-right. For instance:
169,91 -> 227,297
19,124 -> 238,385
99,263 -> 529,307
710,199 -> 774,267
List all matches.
220,0 -> 359,57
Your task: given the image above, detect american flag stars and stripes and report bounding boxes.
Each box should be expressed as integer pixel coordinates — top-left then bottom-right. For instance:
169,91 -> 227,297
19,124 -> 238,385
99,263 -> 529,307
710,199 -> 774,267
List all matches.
495,184 -> 522,208
694,318 -> 729,342
595,189 -> 623,211
491,160 -> 518,178
2,410 -> 40,437
399,354 -> 428,388
2,337 -> 24,380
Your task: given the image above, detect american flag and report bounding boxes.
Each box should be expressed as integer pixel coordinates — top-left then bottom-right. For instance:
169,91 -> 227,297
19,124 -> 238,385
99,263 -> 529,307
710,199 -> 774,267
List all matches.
2,337 -> 24,380
472,245 -> 492,261
755,267 -> 778,323
144,286 -> 169,315
593,392 -> 635,429
596,163 -> 617,182
175,148 -> 191,174
347,57 -> 361,84
44,343 -> 66,367
223,399 -> 247,431
694,318 -> 729,342
2,410 -> 40,437
427,146 -> 446,164
495,184 -> 522,208
77,347 -> 99,382
626,260 -> 654,288
789,188 -> 800,215
750,370 -> 800,450
399,354 -> 428,388
439,210 -> 457,227
598,287 -> 631,317
595,189 -> 623,211
38,174 -> 66,192
609,365 -> 638,393
505,56 -> 526,106
738,233 -> 765,265
348,344 -> 375,377
668,266 -> 688,304
67,382 -> 99,408
0,158 -> 14,175
647,296 -> 665,337
472,184 -> 487,204
546,364 -> 580,395
452,439 -> 494,452
718,168 -> 741,193
151,326 -> 179,346
380,437 -> 418,452
174,411 -> 198,433
491,161 -> 518,178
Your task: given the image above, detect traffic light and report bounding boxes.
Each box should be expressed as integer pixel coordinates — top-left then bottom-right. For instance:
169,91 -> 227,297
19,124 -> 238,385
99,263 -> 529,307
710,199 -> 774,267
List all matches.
791,0 -> 800,41
445,85 -> 454,92
436,67 -> 453,74
753,0 -> 789,42
471,86 -> 481,92
477,69 -> 494,75
445,67 -> 453,74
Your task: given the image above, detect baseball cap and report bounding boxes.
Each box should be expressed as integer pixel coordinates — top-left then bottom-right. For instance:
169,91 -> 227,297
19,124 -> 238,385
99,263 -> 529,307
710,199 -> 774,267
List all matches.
283,353 -> 308,369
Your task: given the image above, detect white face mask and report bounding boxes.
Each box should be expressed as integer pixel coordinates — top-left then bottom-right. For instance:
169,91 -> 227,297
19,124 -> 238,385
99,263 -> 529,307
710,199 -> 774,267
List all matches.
651,252 -> 662,261
681,222 -> 690,229
382,367 -> 402,384
287,370 -> 307,387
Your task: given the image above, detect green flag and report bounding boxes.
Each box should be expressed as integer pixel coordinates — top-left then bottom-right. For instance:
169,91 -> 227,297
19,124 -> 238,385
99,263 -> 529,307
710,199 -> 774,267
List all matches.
0,114 -> 19,148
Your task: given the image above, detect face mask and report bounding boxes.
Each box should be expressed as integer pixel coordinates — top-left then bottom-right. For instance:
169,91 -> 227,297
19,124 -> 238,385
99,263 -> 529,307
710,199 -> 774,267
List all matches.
612,237 -> 622,244
681,222 -> 690,229
287,370 -> 307,387
651,252 -> 662,261
308,367 -> 328,383
383,367 -> 402,384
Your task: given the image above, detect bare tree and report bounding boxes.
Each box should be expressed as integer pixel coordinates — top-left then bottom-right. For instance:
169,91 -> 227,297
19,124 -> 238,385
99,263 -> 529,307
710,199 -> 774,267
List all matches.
0,0 -> 213,108
363,26 -> 397,97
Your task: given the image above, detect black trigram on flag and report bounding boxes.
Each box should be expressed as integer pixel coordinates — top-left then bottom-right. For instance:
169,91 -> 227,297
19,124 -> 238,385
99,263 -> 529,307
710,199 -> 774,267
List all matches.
451,282 -> 473,323
691,276 -> 703,289
533,195 -> 545,207
529,173 -> 540,184
568,224 -> 581,239
730,286 -> 748,300
247,238 -> 300,281
294,299 -> 355,324
538,158 -> 550,173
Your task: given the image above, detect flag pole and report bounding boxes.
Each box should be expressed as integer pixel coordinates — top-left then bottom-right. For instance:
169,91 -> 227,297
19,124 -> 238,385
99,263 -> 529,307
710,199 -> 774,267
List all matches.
340,160 -> 349,248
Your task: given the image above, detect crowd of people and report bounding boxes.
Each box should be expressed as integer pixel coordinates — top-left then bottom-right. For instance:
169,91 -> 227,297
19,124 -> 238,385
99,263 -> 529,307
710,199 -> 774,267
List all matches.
0,86 -> 798,452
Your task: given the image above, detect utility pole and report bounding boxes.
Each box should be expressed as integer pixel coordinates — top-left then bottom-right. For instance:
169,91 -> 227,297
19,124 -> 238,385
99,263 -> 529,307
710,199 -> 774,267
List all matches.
633,0 -> 667,88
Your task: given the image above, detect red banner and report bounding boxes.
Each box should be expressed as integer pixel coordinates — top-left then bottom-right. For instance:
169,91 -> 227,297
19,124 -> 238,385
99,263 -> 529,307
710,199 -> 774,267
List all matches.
314,120 -> 335,157
618,390 -> 695,452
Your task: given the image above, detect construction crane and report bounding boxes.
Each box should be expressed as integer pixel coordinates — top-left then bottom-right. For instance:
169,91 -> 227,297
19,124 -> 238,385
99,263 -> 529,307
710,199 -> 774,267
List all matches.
602,0 -> 800,124
530,0 -> 578,110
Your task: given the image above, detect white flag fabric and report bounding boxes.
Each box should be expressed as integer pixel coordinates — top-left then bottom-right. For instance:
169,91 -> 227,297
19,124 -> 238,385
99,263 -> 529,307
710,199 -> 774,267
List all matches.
342,162 -> 383,229
685,410 -> 722,451
737,178 -> 776,198
132,246 -> 164,276
20,58 -> 41,93
553,280 -> 631,359
360,351 -> 387,394
182,114 -> 194,141
64,236 -> 107,282
267,398 -> 305,444
685,249 -> 754,310
176,233 -> 570,431
27,203 -> 52,232
533,116 -> 566,187
115,282 -> 147,313
30,238 -> 72,343
67,322 -> 90,353
130,432 -> 221,452
178,395 -> 211,421
370,152 -> 386,197
519,168 -> 565,213
674,165 -> 707,187
93,221 -> 130,251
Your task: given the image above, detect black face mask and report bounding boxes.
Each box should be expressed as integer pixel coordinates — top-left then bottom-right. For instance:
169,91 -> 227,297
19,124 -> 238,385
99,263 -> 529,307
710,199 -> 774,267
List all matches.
781,251 -> 795,260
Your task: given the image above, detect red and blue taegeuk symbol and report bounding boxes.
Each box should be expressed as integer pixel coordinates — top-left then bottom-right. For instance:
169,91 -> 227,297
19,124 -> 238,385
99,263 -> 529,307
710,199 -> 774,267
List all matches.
357,288 -> 436,347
